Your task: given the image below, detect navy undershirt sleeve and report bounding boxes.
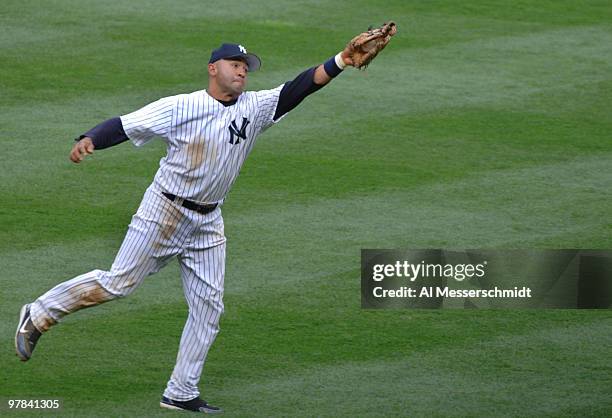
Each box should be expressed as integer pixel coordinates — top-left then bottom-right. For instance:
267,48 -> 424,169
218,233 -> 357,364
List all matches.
273,67 -> 325,121
76,117 -> 129,149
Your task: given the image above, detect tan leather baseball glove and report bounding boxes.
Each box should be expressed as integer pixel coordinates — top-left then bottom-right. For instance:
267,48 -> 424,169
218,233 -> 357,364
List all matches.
344,21 -> 397,69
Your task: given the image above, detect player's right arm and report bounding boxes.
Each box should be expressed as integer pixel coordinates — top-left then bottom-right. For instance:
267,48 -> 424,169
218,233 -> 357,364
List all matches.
70,96 -> 175,163
70,117 -> 128,163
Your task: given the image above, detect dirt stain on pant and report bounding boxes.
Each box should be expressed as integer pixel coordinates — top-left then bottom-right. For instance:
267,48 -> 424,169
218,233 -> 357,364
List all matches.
64,281 -> 115,313
155,199 -> 183,250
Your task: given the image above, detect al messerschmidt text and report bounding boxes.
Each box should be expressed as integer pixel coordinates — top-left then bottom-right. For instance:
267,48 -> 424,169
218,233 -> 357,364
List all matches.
373,286 -> 532,298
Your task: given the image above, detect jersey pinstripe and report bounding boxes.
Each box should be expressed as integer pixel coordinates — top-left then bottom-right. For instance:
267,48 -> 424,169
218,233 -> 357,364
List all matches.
120,86 -> 285,203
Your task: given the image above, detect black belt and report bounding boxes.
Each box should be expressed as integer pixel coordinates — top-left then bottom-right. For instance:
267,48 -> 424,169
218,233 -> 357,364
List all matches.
162,192 -> 218,215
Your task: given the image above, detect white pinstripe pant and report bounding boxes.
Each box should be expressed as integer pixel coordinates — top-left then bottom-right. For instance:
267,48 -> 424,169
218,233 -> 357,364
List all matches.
30,185 -> 226,401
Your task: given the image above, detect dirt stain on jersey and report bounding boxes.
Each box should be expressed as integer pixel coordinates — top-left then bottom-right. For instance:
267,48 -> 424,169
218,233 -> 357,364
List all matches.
187,138 -> 206,170
185,136 -> 218,187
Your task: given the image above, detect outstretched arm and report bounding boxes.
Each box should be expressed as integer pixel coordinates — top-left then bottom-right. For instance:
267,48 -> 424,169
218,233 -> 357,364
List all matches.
313,51 -> 351,86
272,52 -> 351,121
274,22 -> 396,120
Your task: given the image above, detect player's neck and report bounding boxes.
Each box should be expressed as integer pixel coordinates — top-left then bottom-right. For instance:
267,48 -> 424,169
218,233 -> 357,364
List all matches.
206,84 -> 240,103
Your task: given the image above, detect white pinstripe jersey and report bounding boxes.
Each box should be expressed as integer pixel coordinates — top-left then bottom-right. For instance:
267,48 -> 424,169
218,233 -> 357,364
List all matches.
120,86 -> 285,204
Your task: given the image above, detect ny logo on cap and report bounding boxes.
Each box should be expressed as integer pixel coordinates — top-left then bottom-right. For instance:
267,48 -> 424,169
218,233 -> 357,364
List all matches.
238,44 -> 247,54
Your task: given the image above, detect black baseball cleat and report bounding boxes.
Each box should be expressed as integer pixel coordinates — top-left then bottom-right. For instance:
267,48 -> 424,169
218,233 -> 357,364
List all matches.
160,396 -> 223,414
15,304 -> 42,362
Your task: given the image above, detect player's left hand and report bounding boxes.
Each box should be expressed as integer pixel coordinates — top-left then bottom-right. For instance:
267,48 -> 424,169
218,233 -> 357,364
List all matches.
70,137 -> 95,163
342,21 -> 397,69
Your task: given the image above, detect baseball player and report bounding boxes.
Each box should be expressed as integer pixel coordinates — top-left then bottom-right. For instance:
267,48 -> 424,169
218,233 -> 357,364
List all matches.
15,23 -> 396,413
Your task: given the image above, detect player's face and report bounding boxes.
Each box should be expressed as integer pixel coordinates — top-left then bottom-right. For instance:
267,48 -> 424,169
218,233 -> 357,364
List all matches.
214,59 -> 249,96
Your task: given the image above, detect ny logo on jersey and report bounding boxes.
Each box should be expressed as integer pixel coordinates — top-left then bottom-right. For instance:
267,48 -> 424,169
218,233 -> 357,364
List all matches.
228,117 -> 250,145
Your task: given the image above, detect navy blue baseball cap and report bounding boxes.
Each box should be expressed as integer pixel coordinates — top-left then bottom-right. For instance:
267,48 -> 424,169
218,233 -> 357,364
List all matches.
209,43 -> 261,72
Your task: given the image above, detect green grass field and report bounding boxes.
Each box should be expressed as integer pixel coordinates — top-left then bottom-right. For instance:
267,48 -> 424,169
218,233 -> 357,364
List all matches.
1,0 -> 611,416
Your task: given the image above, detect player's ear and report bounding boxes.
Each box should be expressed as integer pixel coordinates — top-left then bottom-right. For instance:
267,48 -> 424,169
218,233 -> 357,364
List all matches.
208,63 -> 217,77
